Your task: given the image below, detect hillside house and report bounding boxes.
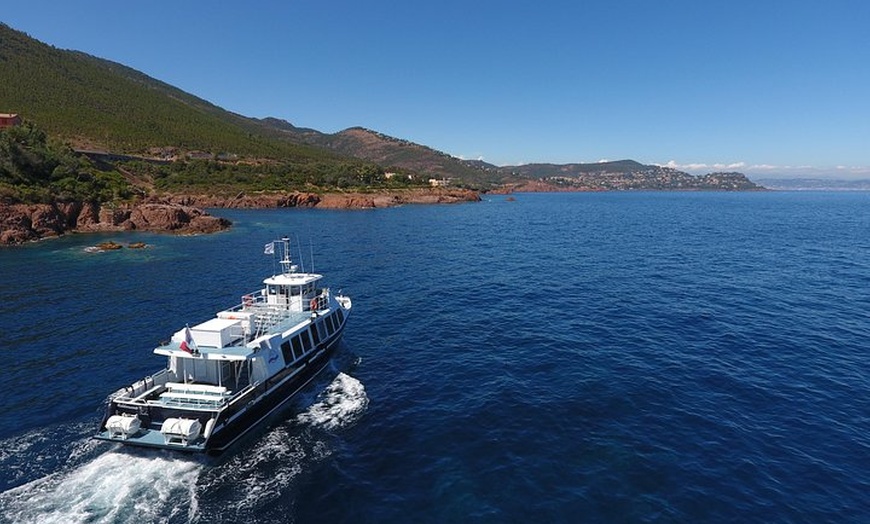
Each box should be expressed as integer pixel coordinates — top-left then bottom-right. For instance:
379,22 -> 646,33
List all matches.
0,113 -> 22,128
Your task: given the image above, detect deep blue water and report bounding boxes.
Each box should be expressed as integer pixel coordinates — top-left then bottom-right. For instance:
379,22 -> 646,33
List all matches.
1,191 -> 869,523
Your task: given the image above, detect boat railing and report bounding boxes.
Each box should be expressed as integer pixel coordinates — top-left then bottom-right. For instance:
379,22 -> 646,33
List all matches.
307,288 -> 330,312
115,369 -> 171,405
219,288 -> 333,338
220,290 -> 267,314
252,305 -> 290,335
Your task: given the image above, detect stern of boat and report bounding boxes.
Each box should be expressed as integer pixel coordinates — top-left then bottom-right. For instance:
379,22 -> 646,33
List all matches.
94,377 -> 226,452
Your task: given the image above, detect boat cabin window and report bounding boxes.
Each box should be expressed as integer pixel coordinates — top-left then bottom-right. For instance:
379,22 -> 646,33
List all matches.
291,335 -> 304,359
301,331 -> 313,351
336,308 -> 345,325
280,340 -> 293,363
316,321 -> 327,340
325,315 -> 336,335
309,324 -> 320,345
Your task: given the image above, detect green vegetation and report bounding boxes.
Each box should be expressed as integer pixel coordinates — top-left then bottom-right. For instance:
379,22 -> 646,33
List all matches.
0,24 -> 337,161
0,23 -> 501,192
0,23 -> 503,189
0,122 -> 133,203
0,119 -> 431,204
131,158 -> 424,194
0,24 -> 448,197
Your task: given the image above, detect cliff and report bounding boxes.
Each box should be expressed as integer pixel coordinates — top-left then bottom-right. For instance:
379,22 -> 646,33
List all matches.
0,201 -> 231,245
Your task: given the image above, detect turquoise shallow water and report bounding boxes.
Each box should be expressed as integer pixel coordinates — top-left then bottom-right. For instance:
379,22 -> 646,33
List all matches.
1,191 -> 869,523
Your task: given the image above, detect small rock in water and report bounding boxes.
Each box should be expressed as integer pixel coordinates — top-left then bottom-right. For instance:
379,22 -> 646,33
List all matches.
96,241 -> 123,250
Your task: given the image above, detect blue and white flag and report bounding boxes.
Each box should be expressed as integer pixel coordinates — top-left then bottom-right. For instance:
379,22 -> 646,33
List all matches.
264,242 -> 274,255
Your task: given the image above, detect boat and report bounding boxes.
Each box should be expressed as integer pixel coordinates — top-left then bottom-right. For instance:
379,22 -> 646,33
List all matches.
94,237 -> 352,453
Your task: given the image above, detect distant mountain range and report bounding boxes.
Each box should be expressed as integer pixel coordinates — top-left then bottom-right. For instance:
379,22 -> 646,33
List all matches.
0,22 -> 762,192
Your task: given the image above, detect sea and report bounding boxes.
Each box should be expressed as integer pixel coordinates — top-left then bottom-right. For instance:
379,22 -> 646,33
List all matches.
0,191 -> 868,523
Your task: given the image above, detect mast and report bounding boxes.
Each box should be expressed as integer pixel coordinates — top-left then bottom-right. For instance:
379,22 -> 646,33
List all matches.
279,236 -> 298,275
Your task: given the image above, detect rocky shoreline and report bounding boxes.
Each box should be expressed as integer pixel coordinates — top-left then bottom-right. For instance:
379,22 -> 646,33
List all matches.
0,201 -> 232,245
0,188 -> 480,245
164,187 -> 481,210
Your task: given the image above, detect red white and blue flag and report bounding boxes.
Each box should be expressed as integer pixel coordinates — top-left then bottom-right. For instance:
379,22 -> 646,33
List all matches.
180,326 -> 198,354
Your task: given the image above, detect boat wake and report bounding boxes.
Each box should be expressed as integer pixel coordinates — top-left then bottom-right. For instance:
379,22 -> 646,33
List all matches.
193,372 -> 369,521
0,443 -> 203,524
0,373 -> 368,524
295,371 -> 369,430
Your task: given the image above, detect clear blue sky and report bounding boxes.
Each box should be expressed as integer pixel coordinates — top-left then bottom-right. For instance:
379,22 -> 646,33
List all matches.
4,1 -> 870,177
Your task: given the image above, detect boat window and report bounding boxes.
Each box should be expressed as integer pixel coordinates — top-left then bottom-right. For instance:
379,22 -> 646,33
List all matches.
280,341 -> 293,363
336,308 -> 344,325
290,286 -> 300,296
316,321 -> 327,340
309,325 -> 320,345
325,315 -> 336,334
291,335 -> 304,357
300,331 -> 312,351
220,361 -> 233,388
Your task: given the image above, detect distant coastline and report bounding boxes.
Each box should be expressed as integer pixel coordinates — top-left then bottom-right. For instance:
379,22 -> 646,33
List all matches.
753,179 -> 870,191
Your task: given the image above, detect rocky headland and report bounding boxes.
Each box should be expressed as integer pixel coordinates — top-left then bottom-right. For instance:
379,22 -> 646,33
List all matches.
0,201 -> 231,245
0,188 -> 481,245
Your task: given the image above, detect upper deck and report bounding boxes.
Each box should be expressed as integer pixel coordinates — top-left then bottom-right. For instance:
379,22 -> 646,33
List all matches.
152,238 -> 336,359
155,285 -> 333,358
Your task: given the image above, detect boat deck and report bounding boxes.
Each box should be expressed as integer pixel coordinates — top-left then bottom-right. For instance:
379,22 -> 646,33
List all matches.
94,427 -> 207,452
238,305 -> 314,342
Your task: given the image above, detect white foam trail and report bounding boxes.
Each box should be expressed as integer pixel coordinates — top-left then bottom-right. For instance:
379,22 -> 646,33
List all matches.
195,373 -> 368,520
0,449 -> 202,524
197,423 -> 307,519
295,372 -> 369,430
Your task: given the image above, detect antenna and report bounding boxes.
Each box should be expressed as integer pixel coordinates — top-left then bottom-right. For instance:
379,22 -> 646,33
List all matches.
309,238 -> 315,274
295,234 -> 305,273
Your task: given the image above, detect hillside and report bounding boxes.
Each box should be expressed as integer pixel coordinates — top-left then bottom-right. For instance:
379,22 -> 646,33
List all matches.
244,120 -> 502,188
0,23 -> 505,188
0,23 -> 342,163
